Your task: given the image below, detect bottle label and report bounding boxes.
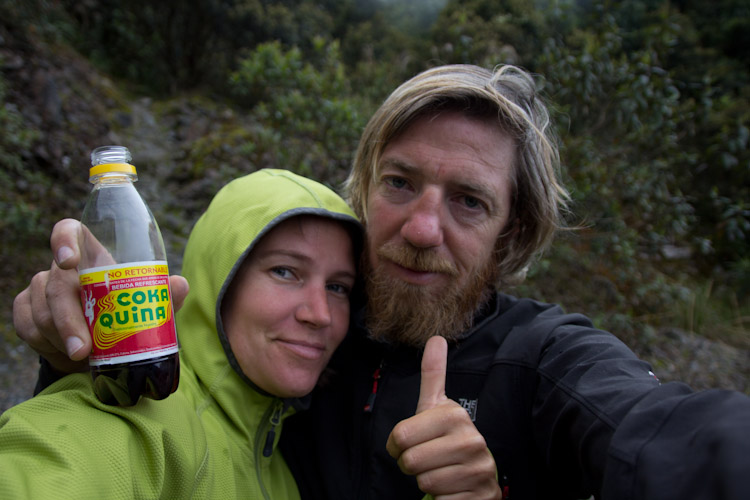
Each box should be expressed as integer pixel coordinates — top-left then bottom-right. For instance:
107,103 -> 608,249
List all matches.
79,261 -> 179,366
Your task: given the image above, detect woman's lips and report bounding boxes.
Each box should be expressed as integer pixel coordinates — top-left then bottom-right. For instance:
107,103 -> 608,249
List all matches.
277,339 -> 326,360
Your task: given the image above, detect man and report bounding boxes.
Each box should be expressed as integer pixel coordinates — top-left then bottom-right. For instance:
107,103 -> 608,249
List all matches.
14,65 -> 750,499
281,64 -> 750,500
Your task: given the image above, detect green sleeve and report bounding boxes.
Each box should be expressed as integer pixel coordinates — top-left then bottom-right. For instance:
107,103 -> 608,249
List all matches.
0,374 -> 206,500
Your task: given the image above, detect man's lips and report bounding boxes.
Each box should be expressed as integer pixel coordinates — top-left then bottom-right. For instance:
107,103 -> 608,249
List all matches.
374,242 -> 458,283
276,339 -> 326,360
384,260 -> 446,285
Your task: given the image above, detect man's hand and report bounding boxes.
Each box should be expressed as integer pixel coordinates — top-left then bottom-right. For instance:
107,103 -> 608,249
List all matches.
386,336 -> 502,499
12,218 -> 189,374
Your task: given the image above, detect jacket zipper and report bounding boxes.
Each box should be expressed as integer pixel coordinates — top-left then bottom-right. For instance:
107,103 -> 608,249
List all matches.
363,360 -> 383,413
358,358 -> 385,498
254,399 -> 285,500
263,401 -> 284,457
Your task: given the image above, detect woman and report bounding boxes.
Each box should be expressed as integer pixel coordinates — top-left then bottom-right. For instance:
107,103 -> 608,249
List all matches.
0,168 -> 362,499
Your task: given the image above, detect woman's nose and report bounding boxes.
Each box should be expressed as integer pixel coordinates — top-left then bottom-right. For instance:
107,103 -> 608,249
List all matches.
296,286 -> 332,328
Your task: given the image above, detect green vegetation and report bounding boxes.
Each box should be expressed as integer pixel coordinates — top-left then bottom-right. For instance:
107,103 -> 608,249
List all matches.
0,72 -> 42,245
229,38 -> 367,180
1,0 -> 747,393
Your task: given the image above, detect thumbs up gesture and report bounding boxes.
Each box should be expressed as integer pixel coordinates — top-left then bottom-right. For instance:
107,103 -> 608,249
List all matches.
386,336 -> 502,499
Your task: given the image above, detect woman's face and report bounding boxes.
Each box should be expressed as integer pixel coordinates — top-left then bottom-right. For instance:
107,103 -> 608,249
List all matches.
222,215 -> 356,398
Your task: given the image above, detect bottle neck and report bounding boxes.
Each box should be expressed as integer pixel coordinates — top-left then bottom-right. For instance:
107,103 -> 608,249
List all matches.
90,172 -> 137,185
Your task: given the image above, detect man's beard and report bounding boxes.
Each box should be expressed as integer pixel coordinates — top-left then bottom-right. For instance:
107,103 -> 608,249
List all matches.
364,241 -> 496,347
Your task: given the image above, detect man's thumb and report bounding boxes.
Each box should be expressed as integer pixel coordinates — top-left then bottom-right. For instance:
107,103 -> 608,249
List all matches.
416,336 -> 448,414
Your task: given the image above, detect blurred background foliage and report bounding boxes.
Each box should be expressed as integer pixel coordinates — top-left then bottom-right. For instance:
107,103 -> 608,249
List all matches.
0,0 -> 748,403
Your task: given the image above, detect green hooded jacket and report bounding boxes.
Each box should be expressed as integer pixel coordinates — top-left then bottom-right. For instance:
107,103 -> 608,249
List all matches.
0,169 -> 361,500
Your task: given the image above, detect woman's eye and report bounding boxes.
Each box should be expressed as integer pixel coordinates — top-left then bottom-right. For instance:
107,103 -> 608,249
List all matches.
271,267 -> 294,279
327,283 -> 350,296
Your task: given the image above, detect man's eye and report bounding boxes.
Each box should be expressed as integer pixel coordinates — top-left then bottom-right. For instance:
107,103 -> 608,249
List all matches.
385,176 -> 408,189
462,195 -> 482,209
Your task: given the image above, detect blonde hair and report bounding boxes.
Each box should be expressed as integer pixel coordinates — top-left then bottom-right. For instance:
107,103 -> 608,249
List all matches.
344,64 -> 569,288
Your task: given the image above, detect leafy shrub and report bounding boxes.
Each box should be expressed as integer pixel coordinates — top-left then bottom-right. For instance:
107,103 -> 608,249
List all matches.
229,38 -> 368,181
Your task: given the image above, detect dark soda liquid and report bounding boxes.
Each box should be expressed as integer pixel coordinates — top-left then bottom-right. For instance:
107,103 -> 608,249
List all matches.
91,353 -> 180,406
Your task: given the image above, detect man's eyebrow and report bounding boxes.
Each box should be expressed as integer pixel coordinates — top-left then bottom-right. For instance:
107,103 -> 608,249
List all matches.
454,178 -> 497,202
377,157 -> 419,176
379,157 -> 499,208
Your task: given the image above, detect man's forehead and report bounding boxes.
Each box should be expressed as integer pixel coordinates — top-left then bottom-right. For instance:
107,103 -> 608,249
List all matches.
374,115 -> 515,185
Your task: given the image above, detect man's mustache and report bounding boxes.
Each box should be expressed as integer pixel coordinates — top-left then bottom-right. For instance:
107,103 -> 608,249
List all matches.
375,241 -> 459,277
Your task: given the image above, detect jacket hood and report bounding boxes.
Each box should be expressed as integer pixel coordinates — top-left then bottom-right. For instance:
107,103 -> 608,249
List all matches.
177,169 -> 361,421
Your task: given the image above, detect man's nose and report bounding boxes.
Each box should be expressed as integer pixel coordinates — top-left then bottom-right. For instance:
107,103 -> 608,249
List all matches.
401,190 -> 444,248
297,285 -> 332,329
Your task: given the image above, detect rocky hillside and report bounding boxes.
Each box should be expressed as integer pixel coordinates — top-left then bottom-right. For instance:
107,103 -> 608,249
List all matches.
0,19 -> 258,410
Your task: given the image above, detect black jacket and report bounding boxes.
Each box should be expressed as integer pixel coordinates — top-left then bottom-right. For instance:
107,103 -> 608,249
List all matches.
281,293 -> 750,499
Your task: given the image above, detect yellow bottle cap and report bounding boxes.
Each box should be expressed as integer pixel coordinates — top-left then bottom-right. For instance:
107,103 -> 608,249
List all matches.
89,162 -> 137,180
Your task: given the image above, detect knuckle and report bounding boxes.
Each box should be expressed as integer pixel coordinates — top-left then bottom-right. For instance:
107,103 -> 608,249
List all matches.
12,286 -> 28,311
415,471 -> 437,493
390,421 -> 411,447
45,275 -> 65,299
399,448 -> 420,474
12,295 -> 31,338
464,431 -> 488,450
445,401 -> 472,421
30,270 -> 49,290
14,321 -> 31,342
